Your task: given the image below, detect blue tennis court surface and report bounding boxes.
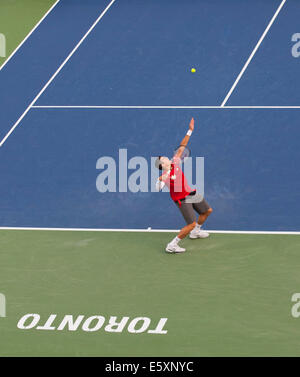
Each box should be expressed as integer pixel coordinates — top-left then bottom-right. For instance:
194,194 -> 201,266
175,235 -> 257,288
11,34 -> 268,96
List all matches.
0,0 -> 299,231
35,0 -> 284,106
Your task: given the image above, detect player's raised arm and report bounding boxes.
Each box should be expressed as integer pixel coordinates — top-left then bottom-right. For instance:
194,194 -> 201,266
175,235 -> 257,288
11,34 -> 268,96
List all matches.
174,118 -> 194,159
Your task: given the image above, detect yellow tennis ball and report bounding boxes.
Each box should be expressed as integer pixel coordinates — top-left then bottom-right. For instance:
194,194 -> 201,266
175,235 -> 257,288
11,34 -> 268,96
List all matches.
191,68 -> 196,73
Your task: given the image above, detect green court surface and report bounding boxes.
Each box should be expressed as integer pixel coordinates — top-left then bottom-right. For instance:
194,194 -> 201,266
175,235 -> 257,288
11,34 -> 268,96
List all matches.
0,0 -> 56,68
0,229 -> 300,357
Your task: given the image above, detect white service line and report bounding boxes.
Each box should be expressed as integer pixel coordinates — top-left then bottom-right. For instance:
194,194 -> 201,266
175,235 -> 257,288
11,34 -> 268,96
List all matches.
0,0 -> 61,71
0,0 -> 117,147
0,227 -> 299,235
31,105 -> 300,109
32,105 -> 223,109
221,0 -> 287,107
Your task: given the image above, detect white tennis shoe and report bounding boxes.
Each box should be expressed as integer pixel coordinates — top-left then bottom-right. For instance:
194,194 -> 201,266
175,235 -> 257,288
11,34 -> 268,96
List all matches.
189,228 -> 210,239
165,243 -> 186,253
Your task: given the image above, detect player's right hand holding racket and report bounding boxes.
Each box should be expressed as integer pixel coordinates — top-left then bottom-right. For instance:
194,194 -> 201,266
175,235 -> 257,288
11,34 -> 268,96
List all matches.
155,118 -> 194,191
174,117 -> 194,160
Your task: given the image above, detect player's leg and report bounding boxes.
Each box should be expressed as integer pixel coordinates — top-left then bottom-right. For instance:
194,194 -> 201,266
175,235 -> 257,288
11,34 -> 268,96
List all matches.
190,197 -> 213,239
196,207 -> 213,226
166,203 -> 196,253
178,221 -> 197,239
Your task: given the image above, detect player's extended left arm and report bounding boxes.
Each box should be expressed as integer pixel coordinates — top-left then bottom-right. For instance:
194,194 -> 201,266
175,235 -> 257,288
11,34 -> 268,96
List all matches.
175,118 -> 194,159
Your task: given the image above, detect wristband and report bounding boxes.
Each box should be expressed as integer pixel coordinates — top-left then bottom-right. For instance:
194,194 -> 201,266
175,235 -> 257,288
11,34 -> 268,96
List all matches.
156,179 -> 165,191
186,130 -> 192,136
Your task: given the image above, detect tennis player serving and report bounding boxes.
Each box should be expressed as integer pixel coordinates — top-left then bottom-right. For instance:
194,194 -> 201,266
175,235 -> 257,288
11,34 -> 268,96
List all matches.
155,118 -> 213,253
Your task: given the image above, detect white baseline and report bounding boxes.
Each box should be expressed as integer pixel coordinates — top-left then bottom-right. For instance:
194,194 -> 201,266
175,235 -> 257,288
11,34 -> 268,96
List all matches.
0,227 -> 299,235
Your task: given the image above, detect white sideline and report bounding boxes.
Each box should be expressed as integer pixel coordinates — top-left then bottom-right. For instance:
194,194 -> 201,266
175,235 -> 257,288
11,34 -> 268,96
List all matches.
221,0 -> 287,107
31,105 -> 300,109
0,227 -> 299,235
0,0 -> 116,147
0,0 -> 61,71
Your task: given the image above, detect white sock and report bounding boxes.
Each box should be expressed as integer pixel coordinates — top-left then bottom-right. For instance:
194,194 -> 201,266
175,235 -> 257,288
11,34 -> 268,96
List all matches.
193,223 -> 201,232
170,236 -> 180,245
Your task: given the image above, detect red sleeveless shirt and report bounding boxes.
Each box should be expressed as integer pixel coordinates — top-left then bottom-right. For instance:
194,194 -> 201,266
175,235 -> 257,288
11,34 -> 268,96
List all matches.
162,157 -> 192,203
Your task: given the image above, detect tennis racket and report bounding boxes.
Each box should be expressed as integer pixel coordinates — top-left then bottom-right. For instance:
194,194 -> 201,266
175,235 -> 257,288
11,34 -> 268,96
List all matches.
173,145 -> 191,161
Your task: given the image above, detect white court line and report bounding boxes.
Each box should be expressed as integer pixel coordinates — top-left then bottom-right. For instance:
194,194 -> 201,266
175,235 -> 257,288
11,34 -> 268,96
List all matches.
32,105 -> 300,109
0,227 -> 299,235
221,0 -> 287,107
0,0 -> 61,71
32,105 -> 223,109
0,0 -> 117,147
